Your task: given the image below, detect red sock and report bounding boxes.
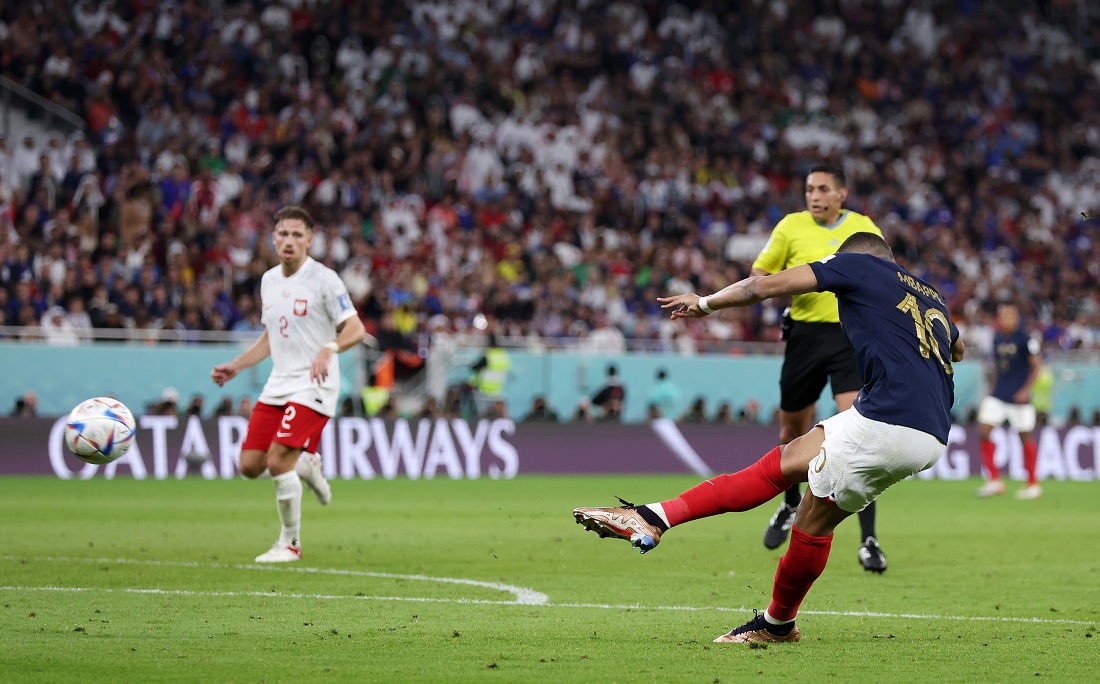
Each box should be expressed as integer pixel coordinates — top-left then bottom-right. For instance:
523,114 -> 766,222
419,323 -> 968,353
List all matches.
660,447 -> 788,527
767,526 -> 833,622
979,439 -> 999,480
1023,441 -> 1038,486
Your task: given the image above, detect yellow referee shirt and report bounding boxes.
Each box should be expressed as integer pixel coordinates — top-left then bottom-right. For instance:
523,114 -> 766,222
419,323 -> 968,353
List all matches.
752,209 -> 882,323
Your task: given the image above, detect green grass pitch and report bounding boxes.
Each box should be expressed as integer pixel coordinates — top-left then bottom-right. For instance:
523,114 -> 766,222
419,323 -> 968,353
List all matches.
1,475 -> 1097,683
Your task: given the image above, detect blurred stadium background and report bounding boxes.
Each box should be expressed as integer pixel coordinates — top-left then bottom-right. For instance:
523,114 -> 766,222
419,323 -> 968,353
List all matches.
2,0 -> 1100,479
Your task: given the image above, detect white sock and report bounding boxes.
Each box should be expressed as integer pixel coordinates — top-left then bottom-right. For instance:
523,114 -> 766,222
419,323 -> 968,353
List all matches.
645,503 -> 671,528
273,470 -> 302,546
764,609 -> 794,626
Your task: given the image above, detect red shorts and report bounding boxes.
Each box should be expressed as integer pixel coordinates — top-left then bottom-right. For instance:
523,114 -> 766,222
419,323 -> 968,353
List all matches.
241,401 -> 329,453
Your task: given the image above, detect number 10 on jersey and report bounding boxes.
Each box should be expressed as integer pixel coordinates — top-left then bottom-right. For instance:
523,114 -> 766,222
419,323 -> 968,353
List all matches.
896,293 -> 953,375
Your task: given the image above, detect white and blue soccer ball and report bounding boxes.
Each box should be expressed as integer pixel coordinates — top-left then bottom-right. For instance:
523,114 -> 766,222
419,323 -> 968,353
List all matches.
64,397 -> 136,465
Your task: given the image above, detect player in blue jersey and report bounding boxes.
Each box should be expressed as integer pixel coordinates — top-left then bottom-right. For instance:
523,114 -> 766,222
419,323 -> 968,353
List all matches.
572,233 -> 965,643
976,303 -> 1043,499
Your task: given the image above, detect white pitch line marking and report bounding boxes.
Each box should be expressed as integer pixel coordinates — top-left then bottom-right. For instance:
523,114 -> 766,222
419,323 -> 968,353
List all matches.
549,602 -> 1095,626
0,555 -> 548,606
1,557 -> 1092,626
0,586 -> 528,606
0,586 -> 1092,626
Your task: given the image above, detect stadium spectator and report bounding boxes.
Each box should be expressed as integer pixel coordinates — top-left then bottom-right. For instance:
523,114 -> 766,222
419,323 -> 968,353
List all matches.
585,313 -> 627,353
65,296 -> 94,340
485,398 -> 509,420
590,364 -> 626,422
738,399 -> 763,425
713,401 -> 735,425
646,368 -> 682,420
184,394 -> 205,417
572,396 -> 595,424
522,395 -> 559,423
213,396 -> 234,418
679,397 -> 709,424
417,397 -> 441,420
40,305 -> 79,345
150,386 -> 179,416
10,390 -> 38,417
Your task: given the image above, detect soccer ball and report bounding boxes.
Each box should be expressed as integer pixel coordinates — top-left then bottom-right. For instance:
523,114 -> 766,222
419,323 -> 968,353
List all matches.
64,397 -> 136,465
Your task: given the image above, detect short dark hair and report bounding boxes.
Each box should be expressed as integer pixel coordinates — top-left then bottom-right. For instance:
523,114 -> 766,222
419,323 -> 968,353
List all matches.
273,205 -> 314,230
837,232 -> 893,260
808,164 -> 846,188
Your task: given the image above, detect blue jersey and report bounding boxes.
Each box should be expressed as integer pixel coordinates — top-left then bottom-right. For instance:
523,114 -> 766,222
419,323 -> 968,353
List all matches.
809,253 -> 959,443
991,328 -> 1039,403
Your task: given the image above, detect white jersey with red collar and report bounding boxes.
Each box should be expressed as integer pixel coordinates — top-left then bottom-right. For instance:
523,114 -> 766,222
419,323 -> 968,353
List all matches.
258,257 -> 357,416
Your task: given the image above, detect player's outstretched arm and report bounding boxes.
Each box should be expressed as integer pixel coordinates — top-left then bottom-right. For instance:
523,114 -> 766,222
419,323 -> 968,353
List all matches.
658,265 -> 819,319
211,330 -> 271,386
309,316 -> 367,384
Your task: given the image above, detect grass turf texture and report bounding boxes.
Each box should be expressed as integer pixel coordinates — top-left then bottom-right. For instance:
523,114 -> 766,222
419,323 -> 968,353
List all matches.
0,475 -> 1096,683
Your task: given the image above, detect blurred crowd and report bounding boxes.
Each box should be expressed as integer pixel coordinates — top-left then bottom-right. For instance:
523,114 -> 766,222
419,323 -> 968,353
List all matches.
3,0 -> 1100,361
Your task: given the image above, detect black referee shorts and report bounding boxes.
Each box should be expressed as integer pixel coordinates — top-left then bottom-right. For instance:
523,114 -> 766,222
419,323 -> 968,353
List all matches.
779,321 -> 862,412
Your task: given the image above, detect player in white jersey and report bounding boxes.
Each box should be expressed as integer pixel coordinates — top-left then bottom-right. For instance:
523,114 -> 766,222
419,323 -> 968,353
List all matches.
211,206 -> 366,562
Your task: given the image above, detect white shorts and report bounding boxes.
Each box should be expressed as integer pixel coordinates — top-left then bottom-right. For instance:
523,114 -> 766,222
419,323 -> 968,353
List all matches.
807,408 -> 945,513
976,396 -> 1036,433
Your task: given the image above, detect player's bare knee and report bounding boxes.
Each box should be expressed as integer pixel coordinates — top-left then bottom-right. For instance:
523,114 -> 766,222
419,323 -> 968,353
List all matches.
264,453 -> 285,474
239,462 -> 265,479
265,444 -> 300,475
793,495 -> 850,536
779,427 -> 824,483
237,449 -> 267,478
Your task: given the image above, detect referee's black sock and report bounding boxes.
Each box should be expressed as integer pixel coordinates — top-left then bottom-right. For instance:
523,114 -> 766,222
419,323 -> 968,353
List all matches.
783,485 -> 802,508
858,500 -> 877,540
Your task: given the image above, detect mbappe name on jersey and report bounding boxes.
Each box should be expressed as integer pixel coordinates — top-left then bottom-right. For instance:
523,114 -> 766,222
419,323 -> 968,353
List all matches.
896,271 -> 945,306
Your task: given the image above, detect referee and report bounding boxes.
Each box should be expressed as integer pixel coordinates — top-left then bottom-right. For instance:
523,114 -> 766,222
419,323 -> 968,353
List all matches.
751,164 -> 888,573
